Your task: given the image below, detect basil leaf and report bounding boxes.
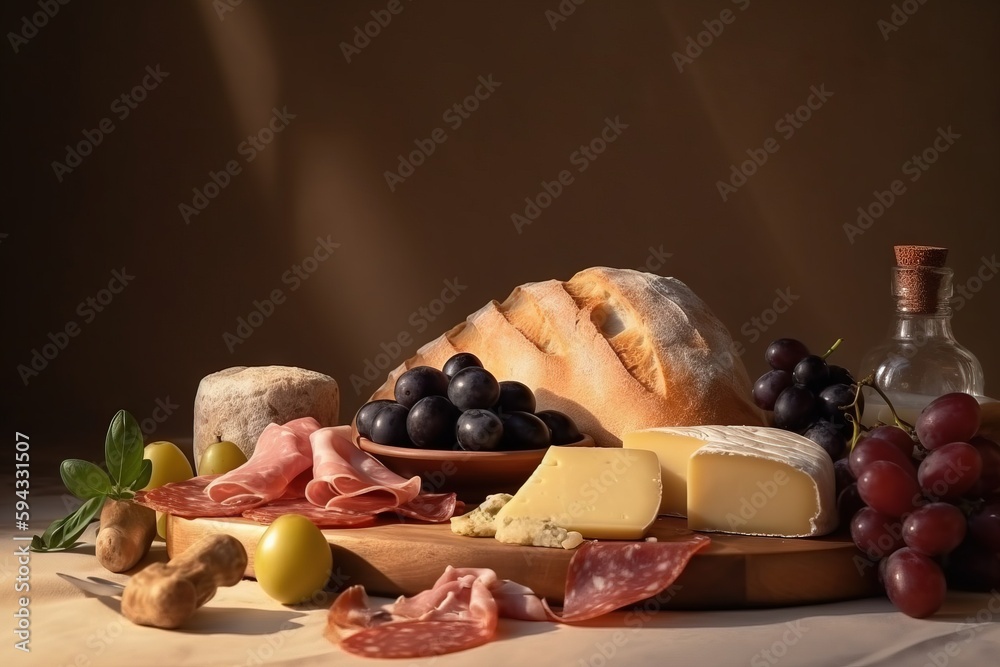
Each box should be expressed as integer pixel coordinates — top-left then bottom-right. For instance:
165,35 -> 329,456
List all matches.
31,495 -> 104,552
128,459 -> 153,492
105,410 -> 144,488
60,459 -> 112,499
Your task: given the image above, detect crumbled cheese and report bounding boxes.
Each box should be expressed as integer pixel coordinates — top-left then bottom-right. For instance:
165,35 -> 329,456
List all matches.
494,516 -> 584,550
450,493 -> 513,537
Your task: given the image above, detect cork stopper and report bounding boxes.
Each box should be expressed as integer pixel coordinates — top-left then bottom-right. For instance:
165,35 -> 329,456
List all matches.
892,245 -> 950,314
894,245 -> 948,268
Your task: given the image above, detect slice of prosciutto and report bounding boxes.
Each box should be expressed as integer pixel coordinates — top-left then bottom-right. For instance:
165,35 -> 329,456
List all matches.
205,416 -> 320,508
305,426 -> 422,510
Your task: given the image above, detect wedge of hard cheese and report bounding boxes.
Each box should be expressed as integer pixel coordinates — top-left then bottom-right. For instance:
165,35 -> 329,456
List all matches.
624,425 -> 837,537
494,447 -> 662,542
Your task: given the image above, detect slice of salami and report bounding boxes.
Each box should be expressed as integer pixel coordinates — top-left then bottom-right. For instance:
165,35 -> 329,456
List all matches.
242,499 -> 377,528
543,536 -> 711,623
329,576 -> 499,658
134,475 -> 249,518
339,620 -> 494,659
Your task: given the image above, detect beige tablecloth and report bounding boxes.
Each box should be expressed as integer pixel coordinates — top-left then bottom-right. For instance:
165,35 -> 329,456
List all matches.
4,490 -> 999,667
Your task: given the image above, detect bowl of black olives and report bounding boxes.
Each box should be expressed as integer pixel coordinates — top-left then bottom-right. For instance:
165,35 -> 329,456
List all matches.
353,353 -> 593,501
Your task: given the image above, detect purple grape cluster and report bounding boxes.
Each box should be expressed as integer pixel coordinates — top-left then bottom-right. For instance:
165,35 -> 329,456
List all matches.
752,338 -> 858,459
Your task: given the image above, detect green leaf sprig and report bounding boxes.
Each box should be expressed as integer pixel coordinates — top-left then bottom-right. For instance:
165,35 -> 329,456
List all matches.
32,410 -> 152,552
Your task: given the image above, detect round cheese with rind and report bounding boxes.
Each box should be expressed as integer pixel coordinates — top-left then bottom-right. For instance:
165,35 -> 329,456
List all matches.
192,366 -> 339,472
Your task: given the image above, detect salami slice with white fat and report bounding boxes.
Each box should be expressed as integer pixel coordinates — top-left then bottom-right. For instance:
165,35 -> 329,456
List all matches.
328,576 -> 498,659
340,619 -> 494,659
240,499 -> 378,527
134,475 -> 248,518
542,536 -> 712,623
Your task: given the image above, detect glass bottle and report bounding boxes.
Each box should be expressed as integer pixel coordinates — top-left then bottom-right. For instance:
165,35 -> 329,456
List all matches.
859,245 -> 986,426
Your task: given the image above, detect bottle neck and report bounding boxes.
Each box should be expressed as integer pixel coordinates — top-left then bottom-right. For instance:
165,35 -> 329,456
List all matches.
892,311 -> 956,341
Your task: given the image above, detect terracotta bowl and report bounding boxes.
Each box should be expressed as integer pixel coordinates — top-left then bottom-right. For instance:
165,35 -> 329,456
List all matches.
358,434 -> 595,503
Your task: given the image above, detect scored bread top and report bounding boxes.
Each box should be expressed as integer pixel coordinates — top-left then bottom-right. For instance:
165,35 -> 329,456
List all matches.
364,267 -> 763,446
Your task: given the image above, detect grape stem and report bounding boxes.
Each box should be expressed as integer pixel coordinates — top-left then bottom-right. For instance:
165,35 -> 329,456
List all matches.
845,372 -> 915,452
821,338 -> 843,360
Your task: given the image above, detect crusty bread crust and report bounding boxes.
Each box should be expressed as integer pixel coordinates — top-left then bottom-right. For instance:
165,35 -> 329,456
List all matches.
362,268 -> 762,446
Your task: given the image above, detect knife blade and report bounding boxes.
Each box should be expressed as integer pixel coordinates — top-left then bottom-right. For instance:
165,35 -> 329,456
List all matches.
57,572 -> 125,598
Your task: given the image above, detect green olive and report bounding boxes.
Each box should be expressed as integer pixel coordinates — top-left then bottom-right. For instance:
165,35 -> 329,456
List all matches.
198,441 -> 248,476
254,514 -> 332,604
142,441 -> 194,491
156,511 -> 168,540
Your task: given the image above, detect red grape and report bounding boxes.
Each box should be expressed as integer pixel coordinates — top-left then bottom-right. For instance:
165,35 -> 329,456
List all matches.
901,503 -> 966,556
883,548 -> 947,618
837,484 -> 865,525
849,437 -> 917,478
857,461 -> 922,518
851,507 -> 904,560
917,442 -> 983,501
834,457 -> 854,492
946,539 -> 1000,591
915,393 -> 981,450
968,503 -> 1000,552
765,338 -> 809,372
865,425 -> 915,457
753,370 -> 794,411
969,436 -> 1000,494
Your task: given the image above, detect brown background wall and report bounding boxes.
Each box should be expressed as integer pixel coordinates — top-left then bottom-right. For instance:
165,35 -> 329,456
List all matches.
3,1 -> 998,462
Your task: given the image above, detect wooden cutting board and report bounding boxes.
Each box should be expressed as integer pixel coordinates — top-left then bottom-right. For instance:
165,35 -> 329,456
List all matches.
166,514 -> 880,608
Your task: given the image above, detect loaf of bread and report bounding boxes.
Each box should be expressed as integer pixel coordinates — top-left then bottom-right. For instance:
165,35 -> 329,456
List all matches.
193,366 -> 339,471
364,267 -> 762,446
